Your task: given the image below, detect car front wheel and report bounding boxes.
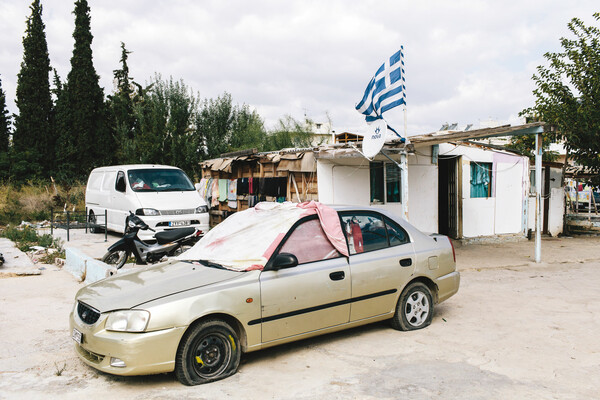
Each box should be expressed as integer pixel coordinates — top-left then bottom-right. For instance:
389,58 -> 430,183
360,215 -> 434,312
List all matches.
175,320 -> 241,385
391,282 -> 434,331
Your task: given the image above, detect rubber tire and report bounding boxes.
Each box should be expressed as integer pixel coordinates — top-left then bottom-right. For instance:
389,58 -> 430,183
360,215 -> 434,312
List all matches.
101,250 -> 129,270
175,320 -> 241,385
391,282 -> 434,331
89,211 -> 102,233
172,244 -> 193,257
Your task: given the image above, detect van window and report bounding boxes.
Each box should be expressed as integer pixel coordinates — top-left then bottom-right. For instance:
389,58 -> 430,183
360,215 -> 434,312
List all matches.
102,172 -> 114,191
127,169 -> 195,192
115,171 -> 126,193
87,172 -> 103,191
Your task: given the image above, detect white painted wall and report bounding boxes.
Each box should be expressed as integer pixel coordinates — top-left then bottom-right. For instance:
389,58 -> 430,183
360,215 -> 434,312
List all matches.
440,143 -> 528,238
527,166 -> 564,236
316,146 -> 438,233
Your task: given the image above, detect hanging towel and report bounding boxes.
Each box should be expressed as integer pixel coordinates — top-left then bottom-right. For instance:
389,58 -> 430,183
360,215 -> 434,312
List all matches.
218,179 -> 228,202
228,179 -> 238,209
211,179 -> 219,207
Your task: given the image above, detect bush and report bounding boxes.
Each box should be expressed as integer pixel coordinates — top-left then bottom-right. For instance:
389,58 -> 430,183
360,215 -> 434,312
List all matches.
0,182 -> 85,225
0,225 -> 62,253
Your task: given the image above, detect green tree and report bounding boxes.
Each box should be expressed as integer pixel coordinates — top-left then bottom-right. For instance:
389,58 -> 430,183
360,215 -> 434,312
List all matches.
13,0 -> 54,181
196,93 -> 234,159
229,104 -> 266,152
55,0 -> 112,182
134,75 -> 200,176
108,42 -> 137,164
263,115 -> 314,151
0,76 -> 11,181
523,13 -> 600,185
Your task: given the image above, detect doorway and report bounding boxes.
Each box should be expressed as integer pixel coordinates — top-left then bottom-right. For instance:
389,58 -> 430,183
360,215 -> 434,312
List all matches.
438,156 -> 458,238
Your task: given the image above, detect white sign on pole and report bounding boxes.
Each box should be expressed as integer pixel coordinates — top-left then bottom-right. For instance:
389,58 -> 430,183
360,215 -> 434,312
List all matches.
362,119 -> 387,158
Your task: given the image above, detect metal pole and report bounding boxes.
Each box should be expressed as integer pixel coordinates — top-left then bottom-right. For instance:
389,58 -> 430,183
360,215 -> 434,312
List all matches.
66,211 -> 70,242
50,209 -> 53,236
400,151 -> 409,220
104,210 -> 108,242
535,133 -> 542,263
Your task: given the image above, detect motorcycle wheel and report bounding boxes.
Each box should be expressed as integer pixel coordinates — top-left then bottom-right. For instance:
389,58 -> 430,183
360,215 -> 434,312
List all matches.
172,245 -> 193,257
102,250 -> 129,269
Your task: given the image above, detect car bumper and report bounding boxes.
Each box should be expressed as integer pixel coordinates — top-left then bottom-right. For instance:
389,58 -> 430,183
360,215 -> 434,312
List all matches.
138,213 -> 210,241
435,271 -> 460,303
70,311 -> 186,376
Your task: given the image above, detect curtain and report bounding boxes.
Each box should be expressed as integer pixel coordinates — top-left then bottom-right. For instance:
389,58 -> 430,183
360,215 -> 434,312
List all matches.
470,162 -> 491,198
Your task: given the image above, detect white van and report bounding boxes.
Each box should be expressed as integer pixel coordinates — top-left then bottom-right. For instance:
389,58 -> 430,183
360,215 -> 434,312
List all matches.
85,164 -> 209,240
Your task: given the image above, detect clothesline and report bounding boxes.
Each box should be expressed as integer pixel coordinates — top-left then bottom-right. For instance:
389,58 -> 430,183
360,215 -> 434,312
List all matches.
196,177 -> 289,209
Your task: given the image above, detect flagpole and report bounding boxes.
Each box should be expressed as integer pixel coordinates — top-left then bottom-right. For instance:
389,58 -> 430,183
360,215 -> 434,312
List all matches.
401,46 -> 409,220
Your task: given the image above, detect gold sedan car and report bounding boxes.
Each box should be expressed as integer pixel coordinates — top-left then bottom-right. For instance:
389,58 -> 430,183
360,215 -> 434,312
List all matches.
70,202 -> 459,385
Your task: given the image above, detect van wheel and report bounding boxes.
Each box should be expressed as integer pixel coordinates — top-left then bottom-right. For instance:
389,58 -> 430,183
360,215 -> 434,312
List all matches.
88,211 -> 103,233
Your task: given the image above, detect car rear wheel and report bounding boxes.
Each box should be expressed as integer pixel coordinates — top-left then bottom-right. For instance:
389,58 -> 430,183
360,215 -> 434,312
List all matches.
176,320 -> 241,385
391,282 -> 434,331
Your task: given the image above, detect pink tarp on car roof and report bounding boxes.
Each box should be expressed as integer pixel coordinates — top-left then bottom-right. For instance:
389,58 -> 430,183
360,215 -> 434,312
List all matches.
178,201 -> 348,271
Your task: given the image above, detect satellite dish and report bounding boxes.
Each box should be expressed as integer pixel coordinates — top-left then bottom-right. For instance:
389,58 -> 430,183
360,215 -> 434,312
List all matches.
362,119 -> 387,158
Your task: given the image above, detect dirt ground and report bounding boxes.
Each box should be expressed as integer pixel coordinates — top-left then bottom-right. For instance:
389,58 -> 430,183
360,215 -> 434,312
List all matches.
1,236 -> 599,399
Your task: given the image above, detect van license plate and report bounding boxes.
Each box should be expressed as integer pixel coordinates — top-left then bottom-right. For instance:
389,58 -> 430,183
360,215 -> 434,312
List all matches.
72,328 -> 83,344
169,221 -> 190,227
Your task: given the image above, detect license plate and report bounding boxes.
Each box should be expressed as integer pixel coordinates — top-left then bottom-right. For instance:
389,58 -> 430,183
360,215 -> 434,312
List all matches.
72,328 -> 83,344
169,221 -> 190,227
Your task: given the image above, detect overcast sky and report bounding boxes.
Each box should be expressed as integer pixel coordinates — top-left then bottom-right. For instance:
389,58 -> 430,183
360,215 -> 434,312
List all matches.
1,1 -> 598,136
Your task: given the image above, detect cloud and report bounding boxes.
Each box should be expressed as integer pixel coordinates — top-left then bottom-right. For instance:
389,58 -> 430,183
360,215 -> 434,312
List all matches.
0,0 -> 598,134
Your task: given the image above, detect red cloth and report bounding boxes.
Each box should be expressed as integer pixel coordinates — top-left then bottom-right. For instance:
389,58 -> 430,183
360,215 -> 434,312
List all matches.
296,201 -> 349,257
351,222 -> 364,253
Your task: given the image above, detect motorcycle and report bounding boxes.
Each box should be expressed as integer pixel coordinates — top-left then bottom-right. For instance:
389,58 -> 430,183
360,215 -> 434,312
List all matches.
101,211 -> 201,269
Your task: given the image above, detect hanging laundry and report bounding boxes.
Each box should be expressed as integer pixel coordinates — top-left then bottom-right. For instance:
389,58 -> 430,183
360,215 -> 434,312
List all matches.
237,178 -> 249,195
228,179 -> 238,209
211,179 -> 219,207
218,179 -> 228,202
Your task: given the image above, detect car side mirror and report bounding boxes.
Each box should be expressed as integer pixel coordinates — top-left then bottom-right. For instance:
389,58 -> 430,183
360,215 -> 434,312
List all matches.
271,253 -> 298,270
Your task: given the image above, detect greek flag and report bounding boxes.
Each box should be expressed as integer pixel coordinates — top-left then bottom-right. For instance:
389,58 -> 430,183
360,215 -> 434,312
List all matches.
356,48 -> 406,123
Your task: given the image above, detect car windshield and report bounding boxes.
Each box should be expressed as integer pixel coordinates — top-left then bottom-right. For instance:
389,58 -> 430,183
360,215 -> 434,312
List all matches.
127,169 -> 195,192
178,203 -> 307,271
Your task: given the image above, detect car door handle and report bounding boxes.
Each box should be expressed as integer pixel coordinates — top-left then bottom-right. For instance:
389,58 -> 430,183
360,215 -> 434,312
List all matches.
400,258 -> 412,267
329,271 -> 345,281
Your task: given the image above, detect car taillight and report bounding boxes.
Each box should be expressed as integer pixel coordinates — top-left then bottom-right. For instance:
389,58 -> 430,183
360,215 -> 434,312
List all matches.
448,236 -> 456,263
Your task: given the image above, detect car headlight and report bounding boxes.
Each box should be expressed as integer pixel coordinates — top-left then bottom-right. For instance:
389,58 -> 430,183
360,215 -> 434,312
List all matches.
196,205 -> 208,213
105,310 -> 150,332
136,208 -> 160,216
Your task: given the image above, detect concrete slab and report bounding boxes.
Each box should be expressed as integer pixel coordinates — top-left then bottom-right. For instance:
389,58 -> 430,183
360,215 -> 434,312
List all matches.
38,227 -> 120,284
0,238 -> 42,277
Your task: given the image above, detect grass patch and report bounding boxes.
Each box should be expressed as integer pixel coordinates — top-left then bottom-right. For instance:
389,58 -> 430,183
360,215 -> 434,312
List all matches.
0,182 -> 86,225
0,225 -> 65,263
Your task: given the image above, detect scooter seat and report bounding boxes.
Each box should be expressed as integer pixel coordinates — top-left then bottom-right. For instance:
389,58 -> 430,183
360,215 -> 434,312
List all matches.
155,227 -> 196,244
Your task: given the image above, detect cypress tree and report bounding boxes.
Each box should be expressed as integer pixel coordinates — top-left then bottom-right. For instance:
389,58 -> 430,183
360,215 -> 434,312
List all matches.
0,76 -> 10,154
56,0 -> 111,182
0,76 -> 11,181
13,0 -> 53,181
108,42 -> 136,164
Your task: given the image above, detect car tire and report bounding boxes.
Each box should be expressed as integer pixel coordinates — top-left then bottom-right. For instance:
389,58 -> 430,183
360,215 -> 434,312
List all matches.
101,250 -> 129,270
175,320 -> 241,386
391,282 -> 434,331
